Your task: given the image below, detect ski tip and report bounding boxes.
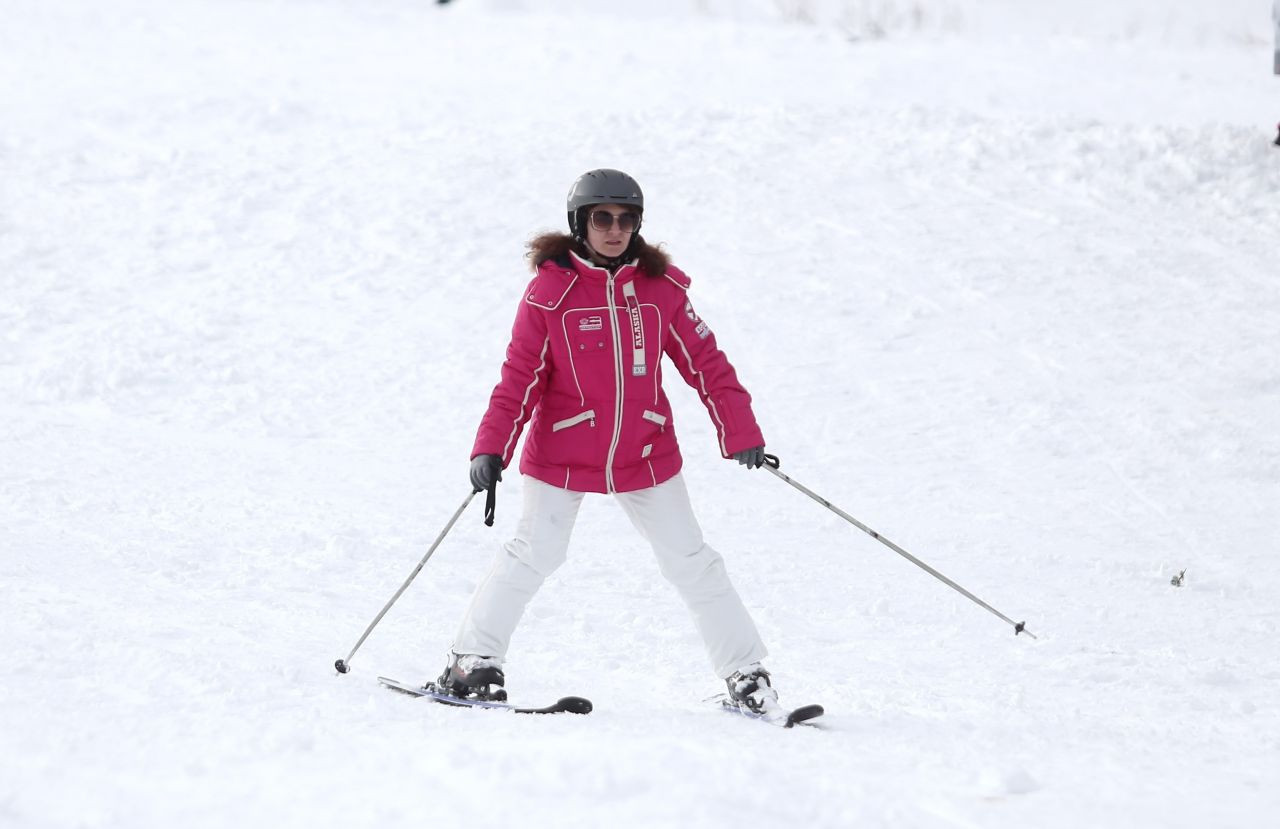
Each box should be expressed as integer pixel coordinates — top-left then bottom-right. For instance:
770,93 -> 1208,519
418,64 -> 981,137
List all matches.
555,696 -> 593,715
784,704 -> 825,728
377,676 -> 425,696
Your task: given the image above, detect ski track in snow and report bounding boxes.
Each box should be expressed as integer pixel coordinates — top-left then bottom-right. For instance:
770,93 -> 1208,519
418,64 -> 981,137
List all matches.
2,1 -> 1279,827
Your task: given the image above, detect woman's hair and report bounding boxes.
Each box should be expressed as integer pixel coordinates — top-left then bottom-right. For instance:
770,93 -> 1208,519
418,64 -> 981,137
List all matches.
526,232 -> 671,277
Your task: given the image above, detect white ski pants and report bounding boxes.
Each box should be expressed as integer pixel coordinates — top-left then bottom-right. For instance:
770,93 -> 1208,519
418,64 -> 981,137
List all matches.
452,473 -> 767,679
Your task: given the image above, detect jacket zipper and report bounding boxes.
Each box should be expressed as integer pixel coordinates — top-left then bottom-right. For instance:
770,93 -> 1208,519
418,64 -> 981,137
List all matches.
604,274 -> 625,493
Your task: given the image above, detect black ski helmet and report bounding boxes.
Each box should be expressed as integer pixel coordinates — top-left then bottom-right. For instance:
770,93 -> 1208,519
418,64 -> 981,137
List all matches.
566,169 -> 644,238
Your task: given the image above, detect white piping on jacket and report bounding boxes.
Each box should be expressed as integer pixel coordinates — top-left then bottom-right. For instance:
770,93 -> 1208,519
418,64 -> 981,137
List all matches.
648,303 -> 662,404
502,337 -> 551,461
670,324 -> 728,456
524,274 -> 579,310
604,274 -> 626,493
561,305 -> 609,406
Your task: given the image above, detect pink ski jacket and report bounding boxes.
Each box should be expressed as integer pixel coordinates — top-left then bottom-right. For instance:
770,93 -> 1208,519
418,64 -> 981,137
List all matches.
472,248 -> 764,493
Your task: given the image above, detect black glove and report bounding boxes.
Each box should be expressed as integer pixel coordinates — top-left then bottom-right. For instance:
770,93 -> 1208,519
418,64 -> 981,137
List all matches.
733,446 -> 765,469
470,454 -> 503,492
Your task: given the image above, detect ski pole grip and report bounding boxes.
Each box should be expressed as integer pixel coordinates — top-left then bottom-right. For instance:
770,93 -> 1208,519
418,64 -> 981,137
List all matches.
763,453 -> 781,469
483,480 -> 496,527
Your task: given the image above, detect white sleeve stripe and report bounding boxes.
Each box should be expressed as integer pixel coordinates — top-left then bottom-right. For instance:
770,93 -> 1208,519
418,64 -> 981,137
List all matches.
670,324 -> 727,456
502,337 -> 551,460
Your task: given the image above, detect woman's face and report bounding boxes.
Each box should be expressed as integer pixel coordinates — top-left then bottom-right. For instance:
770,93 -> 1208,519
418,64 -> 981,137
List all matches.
584,203 -> 640,260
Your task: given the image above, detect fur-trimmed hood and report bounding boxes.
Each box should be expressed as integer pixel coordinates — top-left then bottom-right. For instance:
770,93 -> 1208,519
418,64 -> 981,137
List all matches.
526,232 -> 671,278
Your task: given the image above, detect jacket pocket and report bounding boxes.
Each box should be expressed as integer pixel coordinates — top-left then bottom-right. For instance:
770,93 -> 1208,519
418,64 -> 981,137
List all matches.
567,319 -> 612,362
552,409 -> 597,432
633,408 -> 671,464
641,410 -> 667,428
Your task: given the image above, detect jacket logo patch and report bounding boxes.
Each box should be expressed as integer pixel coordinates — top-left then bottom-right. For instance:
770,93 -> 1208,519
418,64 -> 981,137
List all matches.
695,320 -> 710,339
684,300 -> 699,322
578,315 -> 603,332
627,304 -> 644,349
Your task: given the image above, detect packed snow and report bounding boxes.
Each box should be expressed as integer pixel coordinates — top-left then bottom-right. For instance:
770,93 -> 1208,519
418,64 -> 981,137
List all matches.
2,1 -> 1278,827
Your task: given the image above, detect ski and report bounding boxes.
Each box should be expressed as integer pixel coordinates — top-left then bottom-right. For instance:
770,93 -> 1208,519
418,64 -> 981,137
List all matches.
377,676 -> 592,715
715,695 -> 824,728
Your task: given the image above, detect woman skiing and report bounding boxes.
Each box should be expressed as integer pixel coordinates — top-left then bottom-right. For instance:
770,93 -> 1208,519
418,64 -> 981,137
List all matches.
436,169 -> 780,714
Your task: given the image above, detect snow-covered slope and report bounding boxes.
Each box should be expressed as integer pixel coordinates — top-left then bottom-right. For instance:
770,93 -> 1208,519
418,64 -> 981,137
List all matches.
2,1 -> 1278,827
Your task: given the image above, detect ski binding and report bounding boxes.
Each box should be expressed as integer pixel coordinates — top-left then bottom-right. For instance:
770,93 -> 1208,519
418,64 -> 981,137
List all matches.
714,694 -> 824,728
378,676 -> 592,715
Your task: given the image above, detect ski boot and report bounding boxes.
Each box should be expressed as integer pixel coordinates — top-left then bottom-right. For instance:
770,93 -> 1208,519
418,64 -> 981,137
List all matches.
434,653 -> 507,701
725,663 -> 780,714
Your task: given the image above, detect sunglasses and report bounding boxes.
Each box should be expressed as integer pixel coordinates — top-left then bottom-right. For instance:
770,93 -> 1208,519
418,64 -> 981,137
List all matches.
589,209 -> 641,233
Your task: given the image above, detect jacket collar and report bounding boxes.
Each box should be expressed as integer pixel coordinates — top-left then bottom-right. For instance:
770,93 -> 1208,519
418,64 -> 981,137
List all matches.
569,250 -> 639,284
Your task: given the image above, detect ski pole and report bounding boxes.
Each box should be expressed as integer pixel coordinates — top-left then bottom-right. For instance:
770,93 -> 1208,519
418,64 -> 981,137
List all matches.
335,489 -> 479,673
761,455 -> 1036,639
